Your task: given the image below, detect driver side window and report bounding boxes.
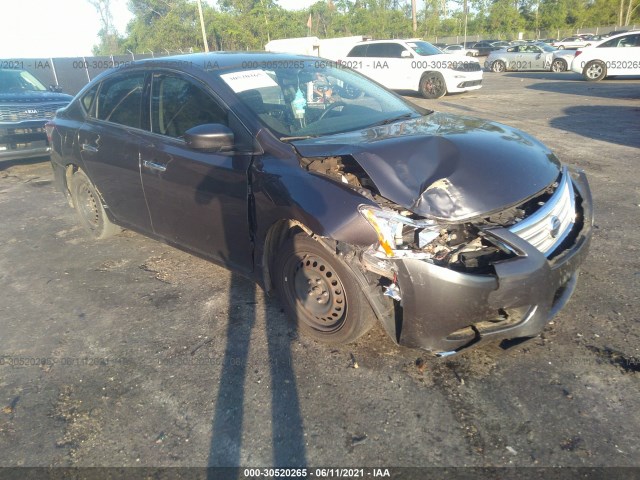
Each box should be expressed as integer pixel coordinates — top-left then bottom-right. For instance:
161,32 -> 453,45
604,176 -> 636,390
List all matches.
151,73 -> 228,138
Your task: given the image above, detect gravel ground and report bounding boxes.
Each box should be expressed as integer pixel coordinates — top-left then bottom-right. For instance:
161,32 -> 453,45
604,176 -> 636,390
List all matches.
0,71 -> 638,477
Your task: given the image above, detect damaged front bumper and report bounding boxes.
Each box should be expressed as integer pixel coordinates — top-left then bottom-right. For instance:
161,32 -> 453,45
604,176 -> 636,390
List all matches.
362,170 -> 593,355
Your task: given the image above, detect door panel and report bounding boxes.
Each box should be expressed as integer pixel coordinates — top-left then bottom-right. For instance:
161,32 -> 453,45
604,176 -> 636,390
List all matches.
140,140 -> 253,271
77,72 -> 151,232
139,72 -> 254,272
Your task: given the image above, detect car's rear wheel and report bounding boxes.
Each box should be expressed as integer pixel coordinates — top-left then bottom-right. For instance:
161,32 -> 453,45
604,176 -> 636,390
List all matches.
558,45 -> 565,49
551,58 -> 567,72
272,232 -> 375,344
70,169 -> 121,239
583,60 -> 606,81
491,60 -> 506,73
419,72 -> 447,99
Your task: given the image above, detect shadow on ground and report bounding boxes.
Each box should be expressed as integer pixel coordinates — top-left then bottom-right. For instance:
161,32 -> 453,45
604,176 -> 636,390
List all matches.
550,105 -> 640,148
207,273 -> 307,476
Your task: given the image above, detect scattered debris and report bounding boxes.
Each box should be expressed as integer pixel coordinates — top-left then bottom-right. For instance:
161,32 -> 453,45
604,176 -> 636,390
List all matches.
350,434 -> 368,447
506,446 -> 518,455
349,353 -> 359,369
560,436 -> 584,451
155,432 -> 167,444
415,357 -> 427,373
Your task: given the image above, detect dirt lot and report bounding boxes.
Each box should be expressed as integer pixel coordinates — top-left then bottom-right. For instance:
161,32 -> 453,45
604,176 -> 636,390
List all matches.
0,71 -> 639,476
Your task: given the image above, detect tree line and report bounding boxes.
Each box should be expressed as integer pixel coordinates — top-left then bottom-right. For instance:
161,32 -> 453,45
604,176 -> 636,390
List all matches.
91,0 -> 639,55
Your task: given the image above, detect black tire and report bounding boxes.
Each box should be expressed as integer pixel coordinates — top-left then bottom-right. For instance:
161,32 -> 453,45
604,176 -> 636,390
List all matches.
419,72 -> 447,99
70,169 -> 121,239
272,233 -> 376,344
558,45 -> 565,49
583,60 -> 606,81
551,58 -> 567,72
491,60 -> 506,73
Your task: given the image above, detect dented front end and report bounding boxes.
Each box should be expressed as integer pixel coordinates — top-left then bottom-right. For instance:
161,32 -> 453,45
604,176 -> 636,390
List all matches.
292,115 -> 593,355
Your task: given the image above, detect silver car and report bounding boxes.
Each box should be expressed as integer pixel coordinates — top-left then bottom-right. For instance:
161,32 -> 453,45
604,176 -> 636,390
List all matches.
485,43 -> 573,72
442,44 -> 480,57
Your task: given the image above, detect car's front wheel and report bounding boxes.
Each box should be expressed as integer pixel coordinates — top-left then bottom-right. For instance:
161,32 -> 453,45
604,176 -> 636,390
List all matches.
557,45 -> 565,49
551,58 -> 567,72
273,232 -> 376,344
583,60 -> 606,81
419,72 -> 447,99
491,60 -> 506,73
70,169 -> 121,239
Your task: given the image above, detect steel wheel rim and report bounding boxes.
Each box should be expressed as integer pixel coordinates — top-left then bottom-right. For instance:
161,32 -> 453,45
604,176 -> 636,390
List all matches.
552,60 -> 564,72
290,254 -> 346,331
493,61 -> 504,72
77,183 -> 101,230
586,63 -> 603,79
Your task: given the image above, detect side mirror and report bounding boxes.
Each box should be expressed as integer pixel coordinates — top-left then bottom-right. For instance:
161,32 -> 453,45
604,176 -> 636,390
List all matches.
401,50 -> 412,58
49,85 -> 63,93
184,123 -> 234,152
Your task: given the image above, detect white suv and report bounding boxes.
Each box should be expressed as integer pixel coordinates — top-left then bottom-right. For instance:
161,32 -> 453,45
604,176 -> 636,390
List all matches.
571,31 -> 640,81
340,39 -> 483,99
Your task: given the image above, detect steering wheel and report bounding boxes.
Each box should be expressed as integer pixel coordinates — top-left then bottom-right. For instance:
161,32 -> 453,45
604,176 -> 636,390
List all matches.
338,83 -> 364,99
318,101 -> 346,121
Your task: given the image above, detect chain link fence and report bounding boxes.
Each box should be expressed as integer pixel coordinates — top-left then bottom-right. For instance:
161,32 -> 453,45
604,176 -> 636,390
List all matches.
1,51 -> 191,96
427,24 -> 638,45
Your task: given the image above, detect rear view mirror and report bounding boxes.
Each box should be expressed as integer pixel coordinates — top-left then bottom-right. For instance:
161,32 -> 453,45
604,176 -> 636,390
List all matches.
401,51 -> 412,58
184,123 -> 234,152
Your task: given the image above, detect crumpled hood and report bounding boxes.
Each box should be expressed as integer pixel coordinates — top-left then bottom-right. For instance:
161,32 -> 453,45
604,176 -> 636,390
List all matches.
292,112 -> 561,220
0,91 -> 73,104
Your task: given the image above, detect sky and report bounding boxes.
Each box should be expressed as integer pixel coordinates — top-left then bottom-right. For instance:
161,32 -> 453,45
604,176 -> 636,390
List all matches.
0,0 -> 318,59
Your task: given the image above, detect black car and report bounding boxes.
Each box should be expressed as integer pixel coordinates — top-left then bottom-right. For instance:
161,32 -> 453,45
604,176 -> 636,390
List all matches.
47,53 -> 592,355
0,68 -> 72,161
472,41 -> 505,56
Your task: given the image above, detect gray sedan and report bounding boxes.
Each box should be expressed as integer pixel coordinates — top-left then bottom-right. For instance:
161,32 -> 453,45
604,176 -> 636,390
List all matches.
485,43 -> 573,72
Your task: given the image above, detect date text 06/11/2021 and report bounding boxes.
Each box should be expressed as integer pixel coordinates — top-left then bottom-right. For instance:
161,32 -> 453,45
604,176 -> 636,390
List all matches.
243,468 -> 391,478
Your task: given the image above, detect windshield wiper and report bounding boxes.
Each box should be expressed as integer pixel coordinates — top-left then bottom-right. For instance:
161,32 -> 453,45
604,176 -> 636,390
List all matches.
280,135 -> 316,142
371,113 -> 416,127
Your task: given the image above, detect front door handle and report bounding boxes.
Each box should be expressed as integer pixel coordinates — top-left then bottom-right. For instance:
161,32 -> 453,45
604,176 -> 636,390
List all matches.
81,143 -> 98,153
143,160 -> 167,172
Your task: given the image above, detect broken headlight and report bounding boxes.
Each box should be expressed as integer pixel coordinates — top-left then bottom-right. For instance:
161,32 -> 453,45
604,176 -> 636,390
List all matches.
359,206 -> 441,258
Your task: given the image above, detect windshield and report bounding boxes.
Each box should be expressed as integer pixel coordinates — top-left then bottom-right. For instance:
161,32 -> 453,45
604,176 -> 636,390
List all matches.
406,41 -> 442,56
0,69 -> 47,93
217,61 -> 421,139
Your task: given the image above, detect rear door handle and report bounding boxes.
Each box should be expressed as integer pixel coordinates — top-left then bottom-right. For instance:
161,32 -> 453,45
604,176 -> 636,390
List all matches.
81,144 -> 98,153
143,160 -> 167,173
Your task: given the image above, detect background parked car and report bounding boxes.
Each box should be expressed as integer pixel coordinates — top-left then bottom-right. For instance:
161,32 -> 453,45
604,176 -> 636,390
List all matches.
0,69 -> 72,161
343,39 -> 483,99
571,31 -> 640,81
552,36 -> 592,49
472,41 -> 505,56
485,43 -> 573,72
442,44 -> 479,56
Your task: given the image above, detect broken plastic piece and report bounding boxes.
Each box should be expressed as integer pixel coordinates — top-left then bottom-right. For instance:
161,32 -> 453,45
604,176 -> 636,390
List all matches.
383,283 -> 402,301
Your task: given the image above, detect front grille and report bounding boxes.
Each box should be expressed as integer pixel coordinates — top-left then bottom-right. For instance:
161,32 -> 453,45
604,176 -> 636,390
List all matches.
0,103 -> 68,123
453,62 -> 482,72
509,167 -> 576,256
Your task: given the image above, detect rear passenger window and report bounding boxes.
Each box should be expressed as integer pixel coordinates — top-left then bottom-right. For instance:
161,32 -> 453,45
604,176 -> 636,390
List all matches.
95,73 -> 145,128
365,44 -> 402,57
347,45 -> 368,57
